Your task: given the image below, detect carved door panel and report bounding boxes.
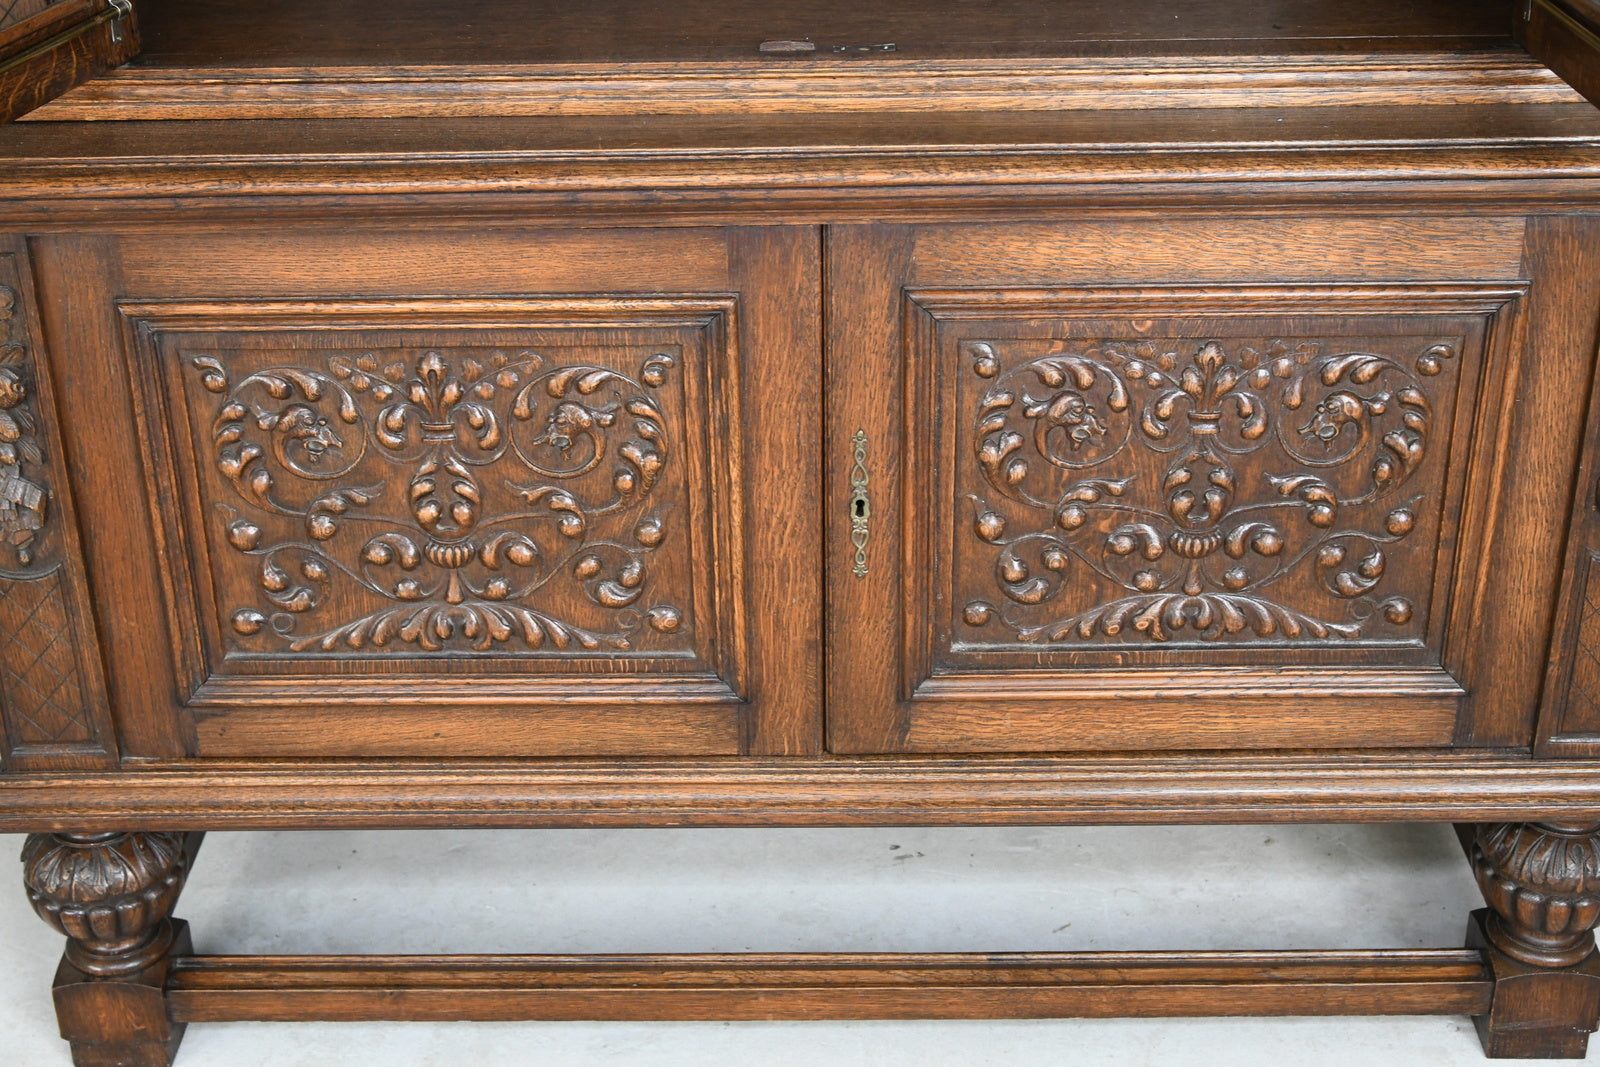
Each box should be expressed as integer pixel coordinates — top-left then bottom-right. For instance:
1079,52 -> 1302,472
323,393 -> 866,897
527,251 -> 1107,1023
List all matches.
825,220 -> 1560,754
30,226 -> 820,758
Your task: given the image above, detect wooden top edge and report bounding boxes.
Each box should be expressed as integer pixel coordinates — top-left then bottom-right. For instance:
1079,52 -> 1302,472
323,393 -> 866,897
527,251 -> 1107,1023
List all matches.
36,751 -> 1594,774
3,752 -> 1600,830
97,49 -> 1566,79
26,49 -> 1586,122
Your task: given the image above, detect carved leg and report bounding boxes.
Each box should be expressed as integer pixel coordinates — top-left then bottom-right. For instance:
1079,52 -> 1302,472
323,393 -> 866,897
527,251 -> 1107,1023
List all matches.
1467,821 -> 1600,1058
21,832 -> 201,1067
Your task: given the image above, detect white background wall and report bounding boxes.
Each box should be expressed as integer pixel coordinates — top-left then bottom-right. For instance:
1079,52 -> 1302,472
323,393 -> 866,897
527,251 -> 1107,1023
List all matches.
1,824 -> 1575,1065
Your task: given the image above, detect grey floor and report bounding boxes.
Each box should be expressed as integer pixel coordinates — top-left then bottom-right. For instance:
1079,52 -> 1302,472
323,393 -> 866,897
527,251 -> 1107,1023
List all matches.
0,824 -> 1588,1065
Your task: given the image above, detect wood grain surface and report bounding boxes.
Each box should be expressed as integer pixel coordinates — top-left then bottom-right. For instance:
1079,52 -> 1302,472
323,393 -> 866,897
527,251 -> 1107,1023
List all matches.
164,949 -> 1495,1022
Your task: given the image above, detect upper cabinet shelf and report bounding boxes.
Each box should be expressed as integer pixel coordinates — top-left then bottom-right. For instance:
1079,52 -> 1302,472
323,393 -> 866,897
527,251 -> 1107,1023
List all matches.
124,0 -> 1521,67
14,0 -> 1598,122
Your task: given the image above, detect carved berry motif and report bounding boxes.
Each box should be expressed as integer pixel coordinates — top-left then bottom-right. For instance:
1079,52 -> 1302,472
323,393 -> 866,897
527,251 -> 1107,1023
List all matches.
0,284 -> 49,570
0,261 -> 98,752
190,346 -> 687,655
22,832 -> 189,976
962,336 -> 1456,644
1472,822 -> 1600,969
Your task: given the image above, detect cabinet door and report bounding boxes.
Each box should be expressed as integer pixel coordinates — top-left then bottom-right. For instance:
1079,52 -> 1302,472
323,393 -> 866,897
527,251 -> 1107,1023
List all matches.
31,225 -> 820,758
824,220 -> 1559,754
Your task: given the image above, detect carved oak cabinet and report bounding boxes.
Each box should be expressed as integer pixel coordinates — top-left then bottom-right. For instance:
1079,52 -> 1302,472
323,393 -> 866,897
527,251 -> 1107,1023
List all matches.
4,0 -> 1600,1062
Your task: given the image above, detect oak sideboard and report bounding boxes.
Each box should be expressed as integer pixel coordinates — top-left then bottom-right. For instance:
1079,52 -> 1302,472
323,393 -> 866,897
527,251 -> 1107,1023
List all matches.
5,0 -> 1600,1062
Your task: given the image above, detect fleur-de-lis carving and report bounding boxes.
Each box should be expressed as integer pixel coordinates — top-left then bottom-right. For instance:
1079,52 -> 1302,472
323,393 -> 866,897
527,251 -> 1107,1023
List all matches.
963,337 -> 1453,644
194,346 -> 686,654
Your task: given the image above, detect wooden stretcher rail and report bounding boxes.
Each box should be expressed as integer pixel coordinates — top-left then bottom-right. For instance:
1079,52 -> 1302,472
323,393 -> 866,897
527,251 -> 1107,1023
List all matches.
164,949 -> 1496,1023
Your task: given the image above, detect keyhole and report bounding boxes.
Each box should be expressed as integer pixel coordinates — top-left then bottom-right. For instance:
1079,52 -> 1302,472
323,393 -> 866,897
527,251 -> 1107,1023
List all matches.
854,499 -> 866,519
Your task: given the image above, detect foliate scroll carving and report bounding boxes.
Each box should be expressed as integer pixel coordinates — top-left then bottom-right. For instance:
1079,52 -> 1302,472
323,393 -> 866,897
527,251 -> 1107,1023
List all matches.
1472,822 -> 1600,969
960,336 -> 1457,645
0,283 -> 50,571
189,345 -> 689,656
0,256 -> 100,754
22,831 -> 190,976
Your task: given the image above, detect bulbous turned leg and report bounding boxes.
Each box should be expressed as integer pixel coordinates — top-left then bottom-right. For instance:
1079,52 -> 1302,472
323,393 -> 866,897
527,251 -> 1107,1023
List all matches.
1467,821 -> 1600,1059
21,831 -> 201,1067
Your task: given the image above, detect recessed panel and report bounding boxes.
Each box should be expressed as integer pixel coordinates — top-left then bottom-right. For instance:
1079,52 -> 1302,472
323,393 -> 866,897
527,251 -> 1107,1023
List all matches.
905,284 -> 1520,701
125,299 -> 744,707
951,331 -> 1460,657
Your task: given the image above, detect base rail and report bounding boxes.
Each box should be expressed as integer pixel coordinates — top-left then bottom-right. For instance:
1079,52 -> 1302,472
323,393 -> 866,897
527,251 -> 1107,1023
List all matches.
165,948 -> 1494,1023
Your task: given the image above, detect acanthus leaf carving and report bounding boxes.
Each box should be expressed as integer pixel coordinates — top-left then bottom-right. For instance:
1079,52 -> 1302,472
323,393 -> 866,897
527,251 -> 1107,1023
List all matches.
190,345 -> 688,656
0,284 -> 49,571
961,337 -> 1454,645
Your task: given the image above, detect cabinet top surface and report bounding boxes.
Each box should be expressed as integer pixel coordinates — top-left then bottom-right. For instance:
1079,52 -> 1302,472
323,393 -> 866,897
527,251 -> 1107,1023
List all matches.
134,0 -> 1517,67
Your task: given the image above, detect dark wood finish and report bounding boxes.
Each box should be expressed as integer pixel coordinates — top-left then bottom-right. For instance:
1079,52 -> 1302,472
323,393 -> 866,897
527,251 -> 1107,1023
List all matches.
35,56 -> 1583,122
1535,219 -> 1600,754
10,756 -> 1600,830
30,225 -> 821,760
4,106 -> 1600,227
163,949 -> 1494,1022
125,0 -> 1518,68
0,0 -> 138,125
1469,912 -> 1600,1060
0,235 -> 115,771
1519,0 -> 1600,111
1465,821 -> 1600,1057
824,218 -> 1578,754
22,831 -> 201,1067
4,0 -> 1600,1059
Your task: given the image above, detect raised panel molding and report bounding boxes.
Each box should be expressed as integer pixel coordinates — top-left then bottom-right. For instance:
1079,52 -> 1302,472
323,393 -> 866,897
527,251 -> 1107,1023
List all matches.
902,282 -> 1526,718
0,240 -> 114,767
120,298 -> 748,714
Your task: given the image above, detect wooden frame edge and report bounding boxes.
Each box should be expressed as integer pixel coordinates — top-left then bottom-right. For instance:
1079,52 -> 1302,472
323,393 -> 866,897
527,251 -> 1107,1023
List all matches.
3,754 -> 1600,829
165,949 -> 1493,1023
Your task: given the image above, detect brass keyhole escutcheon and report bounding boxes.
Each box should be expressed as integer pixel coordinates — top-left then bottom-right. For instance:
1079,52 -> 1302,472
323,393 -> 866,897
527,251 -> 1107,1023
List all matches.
849,430 -> 870,578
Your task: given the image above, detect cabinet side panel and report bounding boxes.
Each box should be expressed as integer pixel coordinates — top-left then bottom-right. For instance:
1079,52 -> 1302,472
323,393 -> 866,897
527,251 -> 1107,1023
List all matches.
0,235 -> 114,769
1485,216 -> 1600,750
1535,217 -> 1600,755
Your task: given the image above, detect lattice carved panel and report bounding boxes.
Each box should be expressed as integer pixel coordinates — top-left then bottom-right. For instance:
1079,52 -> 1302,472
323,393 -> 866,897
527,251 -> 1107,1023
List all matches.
0,247 -> 109,760
0,572 -> 89,743
0,0 -> 62,33
1558,551 -> 1600,729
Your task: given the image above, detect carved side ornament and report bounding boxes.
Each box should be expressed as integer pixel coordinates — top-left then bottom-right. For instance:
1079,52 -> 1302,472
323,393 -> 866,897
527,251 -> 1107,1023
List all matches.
0,284 -> 48,567
22,831 -> 189,975
0,258 -> 107,759
1473,821 -> 1600,968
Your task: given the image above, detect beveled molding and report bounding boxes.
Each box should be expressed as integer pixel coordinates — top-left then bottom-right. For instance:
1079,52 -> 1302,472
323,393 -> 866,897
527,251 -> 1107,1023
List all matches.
117,296 -> 750,713
899,282 -> 1527,721
28,51 -> 1585,121
161,949 -> 1495,1023
2,754 -> 1600,830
